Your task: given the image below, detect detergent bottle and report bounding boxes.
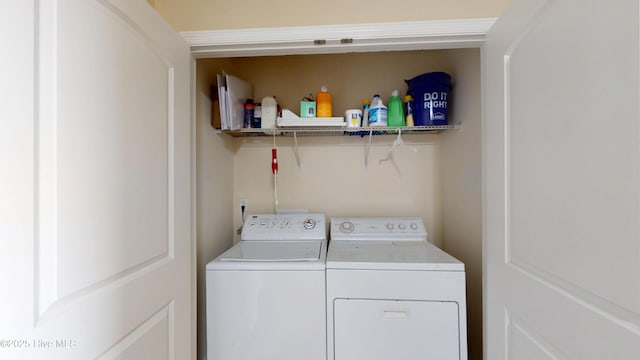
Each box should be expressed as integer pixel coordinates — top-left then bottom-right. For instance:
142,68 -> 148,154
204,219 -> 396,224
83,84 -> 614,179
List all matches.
368,94 -> 387,127
387,89 -> 405,126
316,86 -> 332,117
403,95 -> 414,126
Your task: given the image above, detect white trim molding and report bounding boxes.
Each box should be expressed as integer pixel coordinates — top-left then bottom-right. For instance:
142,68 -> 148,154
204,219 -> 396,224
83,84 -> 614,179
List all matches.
182,18 -> 496,58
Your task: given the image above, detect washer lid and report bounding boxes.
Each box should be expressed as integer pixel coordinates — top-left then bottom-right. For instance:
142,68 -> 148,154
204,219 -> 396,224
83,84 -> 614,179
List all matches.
326,240 -> 464,271
207,240 -> 327,270
221,241 -> 321,261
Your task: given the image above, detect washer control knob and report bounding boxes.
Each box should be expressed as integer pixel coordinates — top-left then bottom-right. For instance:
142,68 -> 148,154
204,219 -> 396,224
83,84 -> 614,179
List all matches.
410,223 -> 418,230
339,221 -> 354,233
386,223 -> 394,230
398,223 -> 406,230
303,218 -> 316,229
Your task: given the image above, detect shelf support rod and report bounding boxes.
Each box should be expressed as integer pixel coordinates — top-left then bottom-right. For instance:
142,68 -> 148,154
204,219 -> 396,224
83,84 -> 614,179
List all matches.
364,129 -> 373,169
293,130 -> 301,168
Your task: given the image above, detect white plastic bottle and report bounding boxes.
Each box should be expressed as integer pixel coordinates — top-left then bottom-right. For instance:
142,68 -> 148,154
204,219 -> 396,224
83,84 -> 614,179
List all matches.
261,96 -> 277,129
368,94 -> 388,127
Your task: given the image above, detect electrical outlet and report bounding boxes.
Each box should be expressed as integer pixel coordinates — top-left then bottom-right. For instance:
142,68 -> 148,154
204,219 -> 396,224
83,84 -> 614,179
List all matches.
240,198 -> 249,209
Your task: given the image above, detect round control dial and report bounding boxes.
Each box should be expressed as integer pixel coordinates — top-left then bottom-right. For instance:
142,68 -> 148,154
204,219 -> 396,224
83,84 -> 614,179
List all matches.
303,218 -> 316,229
339,221 -> 354,233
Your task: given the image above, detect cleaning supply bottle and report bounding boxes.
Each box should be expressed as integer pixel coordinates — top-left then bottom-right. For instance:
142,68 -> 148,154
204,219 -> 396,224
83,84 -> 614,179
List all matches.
387,90 -> 405,126
403,95 -> 414,126
261,96 -> 277,129
368,94 -> 387,127
362,98 -> 370,127
252,102 -> 262,128
243,99 -> 254,128
316,86 -> 332,117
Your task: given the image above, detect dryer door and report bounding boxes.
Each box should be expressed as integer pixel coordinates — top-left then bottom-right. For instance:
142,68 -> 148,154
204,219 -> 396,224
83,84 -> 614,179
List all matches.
333,299 -> 461,360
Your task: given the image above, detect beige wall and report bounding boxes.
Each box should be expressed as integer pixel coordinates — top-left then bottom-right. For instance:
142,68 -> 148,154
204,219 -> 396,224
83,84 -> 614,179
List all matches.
441,50 -> 483,360
194,58 -> 235,360
151,0 -> 509,31
196,48 -> 483,359
203,50 -> 460,247
233,135 -> 445,244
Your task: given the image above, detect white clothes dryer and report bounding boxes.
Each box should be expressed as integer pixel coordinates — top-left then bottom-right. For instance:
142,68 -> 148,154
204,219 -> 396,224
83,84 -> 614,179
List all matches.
206,213 -> 327,360
326,217 -> 468,360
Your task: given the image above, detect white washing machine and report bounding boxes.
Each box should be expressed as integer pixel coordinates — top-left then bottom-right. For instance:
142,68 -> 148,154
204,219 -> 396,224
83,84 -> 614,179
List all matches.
206,213 -> 327,360
326,217 -> 468,360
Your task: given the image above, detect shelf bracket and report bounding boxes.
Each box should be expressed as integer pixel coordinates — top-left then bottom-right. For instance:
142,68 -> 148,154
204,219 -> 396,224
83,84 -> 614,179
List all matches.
364,129 -> 373,169
293,130 -> 301,168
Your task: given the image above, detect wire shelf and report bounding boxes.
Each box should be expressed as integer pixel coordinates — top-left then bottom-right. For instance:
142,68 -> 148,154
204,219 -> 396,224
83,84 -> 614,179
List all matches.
221,124 -> 460,137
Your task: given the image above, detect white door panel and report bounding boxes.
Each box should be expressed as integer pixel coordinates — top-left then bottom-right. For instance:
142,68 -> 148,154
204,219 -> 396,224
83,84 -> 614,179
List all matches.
2,0 -> 192,359
55,0 -> 171,301
485,0 -> 640,358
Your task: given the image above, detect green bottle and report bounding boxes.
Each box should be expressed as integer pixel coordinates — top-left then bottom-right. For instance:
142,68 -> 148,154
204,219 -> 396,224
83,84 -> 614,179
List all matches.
387,89 -> 405,126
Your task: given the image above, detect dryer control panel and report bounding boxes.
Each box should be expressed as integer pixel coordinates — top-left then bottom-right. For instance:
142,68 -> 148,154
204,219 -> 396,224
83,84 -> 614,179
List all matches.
241,213 -> 326,241
330,217 -> 427,241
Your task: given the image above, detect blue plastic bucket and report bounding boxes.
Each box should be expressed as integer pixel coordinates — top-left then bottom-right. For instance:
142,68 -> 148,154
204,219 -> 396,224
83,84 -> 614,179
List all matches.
405,72 -> 452,126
